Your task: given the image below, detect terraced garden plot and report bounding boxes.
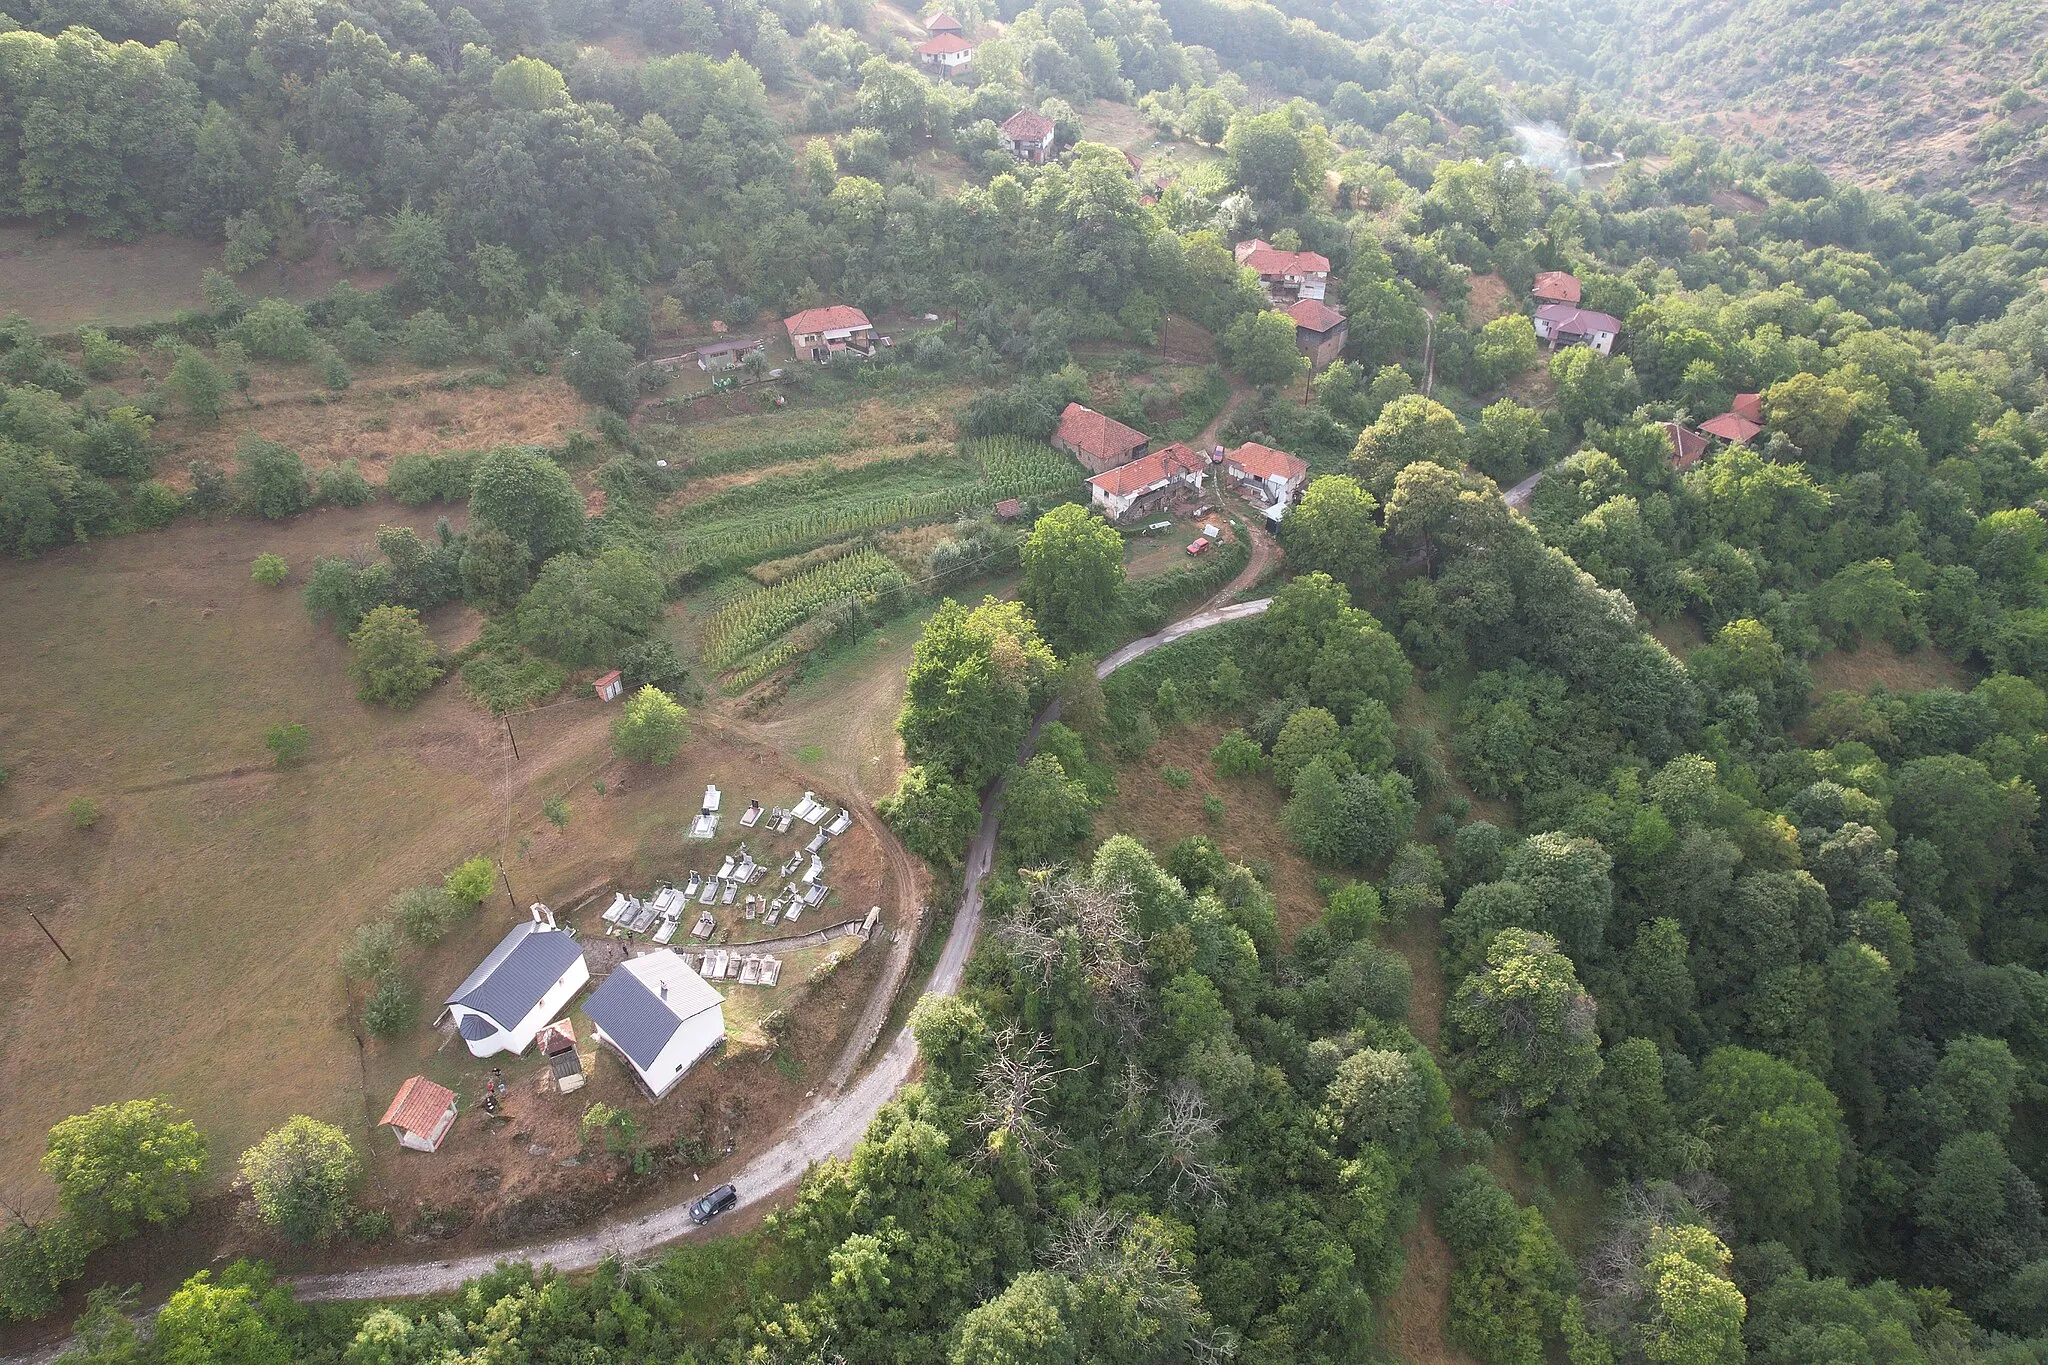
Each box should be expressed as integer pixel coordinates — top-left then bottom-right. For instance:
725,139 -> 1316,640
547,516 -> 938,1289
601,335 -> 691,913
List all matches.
702,548 -> 901,669
655,439 -> 1077,582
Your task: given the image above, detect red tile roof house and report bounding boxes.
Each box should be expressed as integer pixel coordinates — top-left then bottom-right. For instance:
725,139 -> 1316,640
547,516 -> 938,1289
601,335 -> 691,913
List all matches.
1234,239 -> 1331,303
915,31 -> 973,70
1532,270 -> 1583,305
1700,411 -> 1763,444
924,10 -> 962,33
999,109 -> 1057,164
784,305 -> 876,362
1533,303 -> 1621,356
1226,442 -> 1310,520
1053,402 -> 1149,474
1666,422 -> 1710,471
1286,298 -> 1348,369
380,1076 -> 458,1152
1087,442 -> 1206,522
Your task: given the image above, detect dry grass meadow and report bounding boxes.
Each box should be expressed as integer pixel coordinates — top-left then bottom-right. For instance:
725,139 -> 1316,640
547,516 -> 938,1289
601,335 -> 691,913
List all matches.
0,502 -> 902,1217
0,225 -> 391,331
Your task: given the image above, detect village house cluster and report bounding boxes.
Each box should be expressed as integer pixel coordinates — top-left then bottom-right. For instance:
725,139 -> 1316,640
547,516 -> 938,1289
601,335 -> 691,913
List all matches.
376,786 -> 874,1152
1053,401 -> 1309,526
1234,238 -> 1350,369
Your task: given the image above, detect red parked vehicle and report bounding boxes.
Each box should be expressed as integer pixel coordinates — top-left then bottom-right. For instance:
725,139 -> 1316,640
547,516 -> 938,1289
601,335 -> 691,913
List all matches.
1186,537 -> 1211,555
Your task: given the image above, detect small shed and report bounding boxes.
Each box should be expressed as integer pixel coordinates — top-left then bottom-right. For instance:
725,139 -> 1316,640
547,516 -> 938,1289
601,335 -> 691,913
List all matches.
993,498 -> 1023,521
594,670 -> 624,702
536,1019 -> 584,1093
380,1076 -> 458,1152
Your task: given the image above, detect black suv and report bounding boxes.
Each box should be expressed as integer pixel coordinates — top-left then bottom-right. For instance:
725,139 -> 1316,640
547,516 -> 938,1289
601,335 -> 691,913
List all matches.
688,1184 -> 738,1226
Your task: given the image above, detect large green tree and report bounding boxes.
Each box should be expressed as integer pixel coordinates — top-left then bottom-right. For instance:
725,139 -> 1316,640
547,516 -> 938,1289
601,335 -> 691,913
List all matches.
900,597 -> 1057,790
1020,504 -> 1125,656
41,1099 -> 207,1240
468,446 -> 584,564
1694,1047 -> 1843,1254
237,1117 -> 359,1244
346,605 -> 442,707
1450,928 -> 1602,1120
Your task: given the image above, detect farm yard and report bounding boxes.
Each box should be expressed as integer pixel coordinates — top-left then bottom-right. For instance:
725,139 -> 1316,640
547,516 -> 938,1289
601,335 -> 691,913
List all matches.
0,502 -> 916,1239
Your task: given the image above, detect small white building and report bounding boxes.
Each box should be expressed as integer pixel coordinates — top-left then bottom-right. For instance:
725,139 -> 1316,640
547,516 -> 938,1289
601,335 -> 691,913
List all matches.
443,908 -> 589,1058
1086,442 -> 1206,523
1533,303 -> 1620,356
1225,442 -> 1310,517
582,950 -> 727,1100
379,1076 -> 458,1152
914,31 -> 973,70
594,669 -> 624,702
1234,240 -> 1331,303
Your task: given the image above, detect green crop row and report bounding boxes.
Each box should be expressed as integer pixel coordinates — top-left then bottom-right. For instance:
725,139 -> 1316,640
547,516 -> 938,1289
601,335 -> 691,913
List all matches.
702,548 -> 898,668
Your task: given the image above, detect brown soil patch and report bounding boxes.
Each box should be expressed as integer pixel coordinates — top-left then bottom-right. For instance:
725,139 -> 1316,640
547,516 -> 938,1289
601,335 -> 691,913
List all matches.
1649,615 -> 1706,659
1080,97 -> 1156,154
1464,273 -> 1512,327
1808,642 -> 1969,694
1091,722 -> 1326,944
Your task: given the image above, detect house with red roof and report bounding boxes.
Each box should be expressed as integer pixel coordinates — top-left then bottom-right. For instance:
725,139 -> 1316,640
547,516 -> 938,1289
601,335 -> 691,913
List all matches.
1533,271 -> 1582,305
1087,442 -> 1206,522
1666,422 -> 1709,471
380,1076 -> 458,1152
1234,239 -> 1331,303
1286,298 -> 1348,368
784,305 -> 876,362
1698,392 -> 1764,444
1225,442 -> 1310,520
915,31 -> 973,70
1533,302 -> 1621,356
924,10 -> 962,34
999,108 -> 1057,163
1053,402 -> 1149,474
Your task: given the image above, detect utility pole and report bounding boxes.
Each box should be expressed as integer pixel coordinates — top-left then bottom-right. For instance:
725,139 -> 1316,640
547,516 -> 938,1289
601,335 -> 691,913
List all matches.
502,713 -> 520,761
500,864 -> 520,915
27,912 -> 71,963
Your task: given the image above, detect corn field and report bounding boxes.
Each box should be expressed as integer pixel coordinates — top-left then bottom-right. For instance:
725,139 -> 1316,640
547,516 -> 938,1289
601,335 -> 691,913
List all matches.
659,439 -> 1077,581
701,548 -> 898,669
720,637 -> 810,693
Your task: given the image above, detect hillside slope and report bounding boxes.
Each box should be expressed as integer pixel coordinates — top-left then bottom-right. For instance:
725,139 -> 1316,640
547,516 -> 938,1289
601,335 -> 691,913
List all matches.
1373,0 -> 2048,213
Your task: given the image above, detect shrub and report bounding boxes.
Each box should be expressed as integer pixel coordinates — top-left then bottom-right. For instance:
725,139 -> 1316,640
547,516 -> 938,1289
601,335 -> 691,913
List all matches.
1202,792 -> 1227,823
391,885 -> 462,943
352,1209 -> 394,1241
1162,765 -> 1193,789
316,345 -> 352,391
1211,729 -> 1266,777
445,856 -> 496,906
231,298 -> 314,363
316,460 -> 375,507
363,972 -> 419,1037
264,722 -> 309,767
68,797 -> 100,829
542,794 -> 570,828
580,1103 -> 639,1156
336,319 -> 386,364
250,553 -> 289,585
233,436 -> 312,519
41,1099 -> 207,1241
127,481 -> 185,528
612,685 -> 689,764
0,1217 -> 90,1323
76,327 -> 134,379
238,1117 -> 360,1243
399,309 -> 465,367
340,920 -> 400,981
347,605 -> 443,707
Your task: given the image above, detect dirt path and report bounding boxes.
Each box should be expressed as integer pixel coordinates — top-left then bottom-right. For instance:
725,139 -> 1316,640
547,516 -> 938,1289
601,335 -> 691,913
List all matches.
1193,375 -> 1252,453
1501,462 -> 1558,515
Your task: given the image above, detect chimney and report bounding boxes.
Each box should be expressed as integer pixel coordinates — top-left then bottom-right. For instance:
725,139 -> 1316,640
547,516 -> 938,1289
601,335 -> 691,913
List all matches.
659,980 -> 669,1001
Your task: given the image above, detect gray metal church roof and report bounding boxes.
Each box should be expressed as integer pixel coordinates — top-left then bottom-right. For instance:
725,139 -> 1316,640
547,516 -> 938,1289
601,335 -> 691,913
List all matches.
445,922 -> 585,1029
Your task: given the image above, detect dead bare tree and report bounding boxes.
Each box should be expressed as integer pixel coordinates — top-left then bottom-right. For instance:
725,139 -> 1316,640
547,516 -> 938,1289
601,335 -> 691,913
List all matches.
968,1027 -> 1092,1171
1139,1082 -> 1228,1207
1000,873 -> 1148,1039
1047,1207 -> 1237,1360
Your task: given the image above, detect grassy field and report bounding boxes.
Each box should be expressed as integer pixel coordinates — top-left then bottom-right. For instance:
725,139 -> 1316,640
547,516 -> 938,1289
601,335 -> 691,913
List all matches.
0,502 -> 898,1219
0,226 -> 390,330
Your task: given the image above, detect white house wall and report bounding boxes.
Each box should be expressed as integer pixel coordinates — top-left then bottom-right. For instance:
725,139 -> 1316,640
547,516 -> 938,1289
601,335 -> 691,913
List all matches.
641,1009 -> 727,1100
455,958 -> 591,1058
